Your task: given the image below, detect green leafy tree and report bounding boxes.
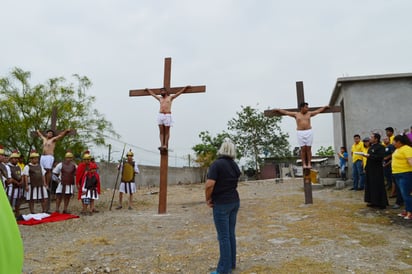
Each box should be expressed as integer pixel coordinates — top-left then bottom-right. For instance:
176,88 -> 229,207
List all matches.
192,131 -> 231,181
316,145 -> 335,157
227,105 -> 290,175
0,68 -> 118,161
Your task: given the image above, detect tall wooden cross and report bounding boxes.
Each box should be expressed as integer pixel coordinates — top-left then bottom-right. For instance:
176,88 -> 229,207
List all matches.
264,81 -> 340,204
129,57 -> 206,214
33,106 -> 76,137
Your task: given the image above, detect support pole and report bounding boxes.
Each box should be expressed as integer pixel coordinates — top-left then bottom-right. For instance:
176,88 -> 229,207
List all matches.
158,149 -> 168,214
303,168 -> 313,204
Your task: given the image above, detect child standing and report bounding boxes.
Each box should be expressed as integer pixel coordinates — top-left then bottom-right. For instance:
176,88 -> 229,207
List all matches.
80,162 -> 100,215
337,146 -> 348,180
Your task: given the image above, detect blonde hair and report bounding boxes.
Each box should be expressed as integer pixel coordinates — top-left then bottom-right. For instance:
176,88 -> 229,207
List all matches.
217,138 -> 237,159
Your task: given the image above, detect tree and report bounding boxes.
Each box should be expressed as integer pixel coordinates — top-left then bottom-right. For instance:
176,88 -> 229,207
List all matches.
192,131 -> 231,181
316,146 -> 335,157
227,105 -> 290,175
0,68 -> 118,160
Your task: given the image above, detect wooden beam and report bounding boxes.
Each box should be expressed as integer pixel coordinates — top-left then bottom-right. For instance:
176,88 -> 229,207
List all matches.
129,85 -> 206,97
264,106 -> 341,117
296,81 -> 305,107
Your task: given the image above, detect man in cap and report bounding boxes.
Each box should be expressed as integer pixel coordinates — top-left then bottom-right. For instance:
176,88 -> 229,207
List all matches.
116,149 -> 140,210
37,129 -> 71,190
23,150 -> 48,214
7,151 -> 24,217
53,151 -> 77,213
146,86 -> 190,150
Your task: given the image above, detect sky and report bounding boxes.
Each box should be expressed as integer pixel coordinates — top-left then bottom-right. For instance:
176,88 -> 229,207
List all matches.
1,0 -> 412,167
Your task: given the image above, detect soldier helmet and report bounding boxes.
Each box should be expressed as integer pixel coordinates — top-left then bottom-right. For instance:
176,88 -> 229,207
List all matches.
9,150 -> 20,158
82,150 -> 92,160
126,149 -> 134,157
30,150 -> 40,158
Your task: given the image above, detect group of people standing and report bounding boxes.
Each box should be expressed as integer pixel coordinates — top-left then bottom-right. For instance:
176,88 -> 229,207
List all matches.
346,126 -> 412,219
0,128 -> 141,218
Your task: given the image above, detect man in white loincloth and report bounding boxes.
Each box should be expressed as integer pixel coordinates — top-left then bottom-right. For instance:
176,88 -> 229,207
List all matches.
37,129 -> 71,190
146,86 -> 190,150
275,102 -> 329,169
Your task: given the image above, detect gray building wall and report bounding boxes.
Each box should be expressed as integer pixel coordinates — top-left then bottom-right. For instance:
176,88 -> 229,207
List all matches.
329,74 -> 412,174
97,162 -> 205,189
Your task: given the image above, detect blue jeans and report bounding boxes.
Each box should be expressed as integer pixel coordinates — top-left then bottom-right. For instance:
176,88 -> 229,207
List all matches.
393,172 -> 412,212
213,201 -> 240,274
352,160 -> 364,189
384,166 -> 393,189
340,165 -> 347,180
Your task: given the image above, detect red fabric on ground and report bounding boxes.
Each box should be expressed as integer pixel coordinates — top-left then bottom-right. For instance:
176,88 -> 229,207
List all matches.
18,212 -> 79,226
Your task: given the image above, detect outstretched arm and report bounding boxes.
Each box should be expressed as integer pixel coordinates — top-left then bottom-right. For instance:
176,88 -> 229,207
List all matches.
36,130 -> 46,141
273,108 -> 297,118
53,129 -> 71,142
310,105 -> 329,117
171,85 -> 190,100
145,88 -> 160,101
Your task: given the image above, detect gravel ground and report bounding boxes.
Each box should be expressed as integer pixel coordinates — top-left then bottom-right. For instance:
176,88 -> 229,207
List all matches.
20,178 -> 412,274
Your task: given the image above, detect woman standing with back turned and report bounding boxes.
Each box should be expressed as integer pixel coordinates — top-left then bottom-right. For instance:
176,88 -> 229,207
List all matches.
205,138 -> 241,274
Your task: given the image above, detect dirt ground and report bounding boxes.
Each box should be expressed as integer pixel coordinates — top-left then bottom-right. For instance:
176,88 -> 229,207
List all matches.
20,178 -> 412,274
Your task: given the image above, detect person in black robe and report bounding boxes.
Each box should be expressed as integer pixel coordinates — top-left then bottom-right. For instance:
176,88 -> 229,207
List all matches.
363,133 -> 388,209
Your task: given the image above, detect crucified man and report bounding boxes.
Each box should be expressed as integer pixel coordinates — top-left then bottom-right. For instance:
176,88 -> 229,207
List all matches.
274,102 -> 329,169
146,86 -> 190,150
37,129 -> 71,189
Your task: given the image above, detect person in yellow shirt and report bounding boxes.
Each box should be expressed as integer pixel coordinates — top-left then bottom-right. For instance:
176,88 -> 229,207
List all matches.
360,137 -> 370,191
392,134 -> 412,219
385,127 -> 395,145
351,134 -> 364,190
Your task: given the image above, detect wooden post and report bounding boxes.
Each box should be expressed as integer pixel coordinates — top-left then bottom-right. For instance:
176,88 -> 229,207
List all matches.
303,168 -> 313,204
264,81 -> 341,204
158,149 -> 168,213
129,57 -> 206,214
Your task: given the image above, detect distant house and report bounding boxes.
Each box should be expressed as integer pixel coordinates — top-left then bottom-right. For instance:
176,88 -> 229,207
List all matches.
329,73 -> 412,165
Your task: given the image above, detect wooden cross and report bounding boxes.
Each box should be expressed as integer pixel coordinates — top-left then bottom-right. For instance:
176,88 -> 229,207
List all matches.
32,106 -> 76,137
264,81 -> 340,204
129,57 -> 206,214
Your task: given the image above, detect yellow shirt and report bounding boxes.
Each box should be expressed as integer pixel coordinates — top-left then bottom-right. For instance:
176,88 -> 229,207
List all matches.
351,141 -> 364,163
392,145 -> 412,174
362,146 -> 368,168
17,162 -> 25,171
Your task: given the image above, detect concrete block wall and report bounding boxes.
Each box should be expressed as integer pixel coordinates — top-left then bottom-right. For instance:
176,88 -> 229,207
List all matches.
96,163 -> 204,189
